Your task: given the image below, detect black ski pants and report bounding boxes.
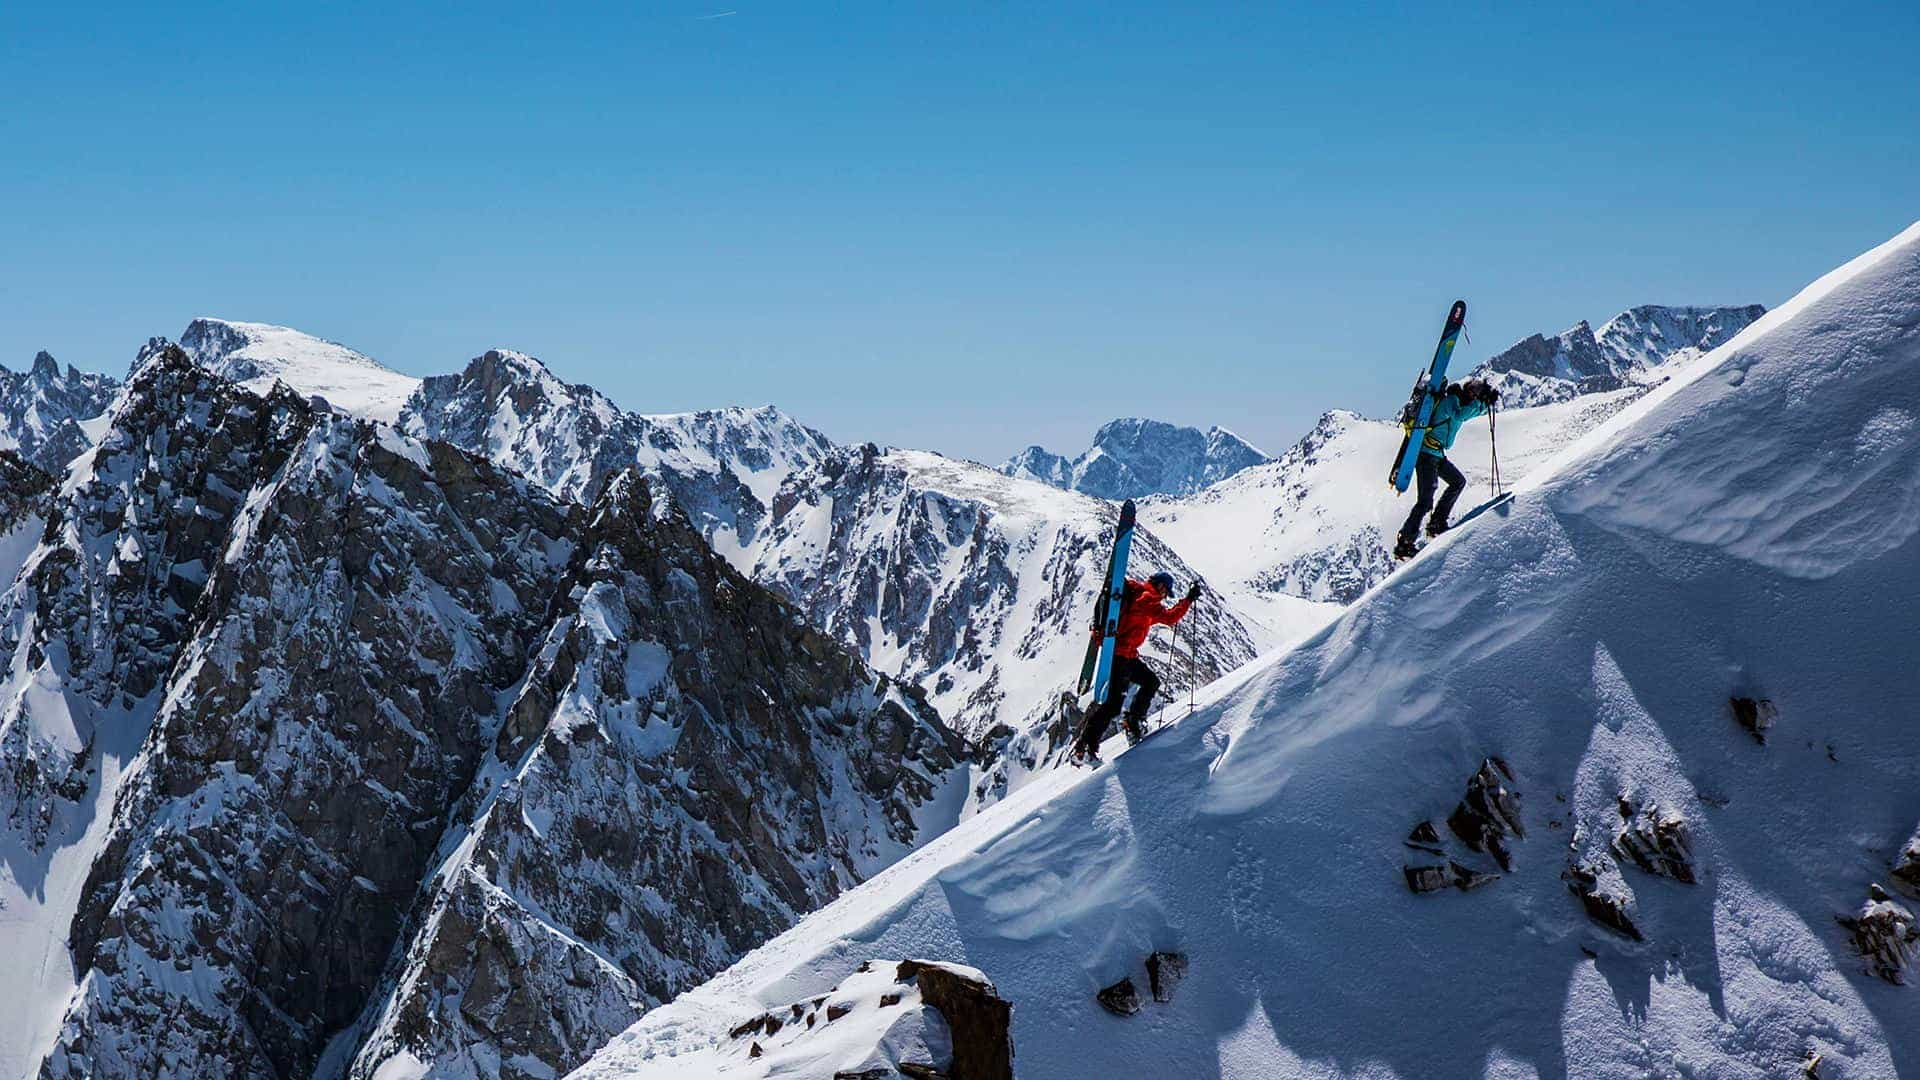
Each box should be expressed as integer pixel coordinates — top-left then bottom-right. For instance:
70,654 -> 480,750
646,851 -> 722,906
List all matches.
1077,655 -> 1160,753
1399,453 -> 1465,544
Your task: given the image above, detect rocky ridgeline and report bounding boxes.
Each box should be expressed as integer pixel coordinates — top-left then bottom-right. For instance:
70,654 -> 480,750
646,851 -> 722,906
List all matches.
4,349 -> 968,1079
400,348 -> 833,555
1003,417 -> 1269,500
1472,304 -> 1766,408
0,351 -> 119,474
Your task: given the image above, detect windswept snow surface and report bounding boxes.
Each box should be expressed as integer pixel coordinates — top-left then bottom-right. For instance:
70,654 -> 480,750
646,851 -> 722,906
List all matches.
580,223 -> 1920,1079
176,318 -> 420,421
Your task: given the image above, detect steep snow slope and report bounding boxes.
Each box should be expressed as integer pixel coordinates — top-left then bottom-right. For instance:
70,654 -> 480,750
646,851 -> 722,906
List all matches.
1004,418 -> 1270,500
176,317 -> 421,421
747,446 -> 1273,743
579,224 -> 1920,1079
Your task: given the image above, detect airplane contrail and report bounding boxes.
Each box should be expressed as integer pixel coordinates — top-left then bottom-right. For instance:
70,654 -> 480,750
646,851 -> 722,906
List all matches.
696,10 -> 737,18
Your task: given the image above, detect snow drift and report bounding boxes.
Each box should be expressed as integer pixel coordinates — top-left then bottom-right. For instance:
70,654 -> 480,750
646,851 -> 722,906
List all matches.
579,224 -> 1920,1079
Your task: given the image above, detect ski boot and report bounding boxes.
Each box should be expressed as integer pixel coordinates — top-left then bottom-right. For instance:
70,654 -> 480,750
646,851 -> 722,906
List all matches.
1123,716 -> 1145,746
1425,515 -> 1451,538
1393,535 -> 1419,561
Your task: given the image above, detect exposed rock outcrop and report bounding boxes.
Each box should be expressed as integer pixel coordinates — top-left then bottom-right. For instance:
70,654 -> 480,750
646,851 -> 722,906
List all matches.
1146,951 -> 1188,1003
1610,799 -> 1697,883
1729,695 -> 1777,744
1892,823 -> 1920,899
684,959 -> 1011,1079
1565,860 -> 1644,941
1445,757 -> 1524,872
1095,977 -> 1141,1017
1838,884 -> 1917,985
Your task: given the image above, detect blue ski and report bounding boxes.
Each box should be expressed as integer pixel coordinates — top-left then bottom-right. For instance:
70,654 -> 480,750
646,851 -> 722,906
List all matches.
1085,500 -> 1137,707
1449,490 -> 1514,530
1389,300 -> 1468,493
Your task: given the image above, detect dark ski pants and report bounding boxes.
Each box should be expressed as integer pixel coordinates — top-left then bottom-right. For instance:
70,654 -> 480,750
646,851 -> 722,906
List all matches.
1077,655 -> 1159,753
1399,453 -> 1465,544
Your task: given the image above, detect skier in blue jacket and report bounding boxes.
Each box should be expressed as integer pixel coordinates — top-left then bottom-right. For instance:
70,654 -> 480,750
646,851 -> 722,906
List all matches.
1395,378 -> 1499,559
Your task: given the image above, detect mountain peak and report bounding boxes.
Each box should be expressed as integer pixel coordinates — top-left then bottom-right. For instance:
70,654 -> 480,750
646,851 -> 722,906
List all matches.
1002,417 -> 1268,500
175,317 -> 420,422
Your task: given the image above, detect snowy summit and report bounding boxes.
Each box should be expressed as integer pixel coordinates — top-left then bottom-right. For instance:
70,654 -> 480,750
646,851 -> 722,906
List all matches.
173,317 -> 421,422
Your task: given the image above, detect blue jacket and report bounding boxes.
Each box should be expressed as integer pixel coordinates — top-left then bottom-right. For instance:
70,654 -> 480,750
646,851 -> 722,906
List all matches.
1420,392 -> 1487,457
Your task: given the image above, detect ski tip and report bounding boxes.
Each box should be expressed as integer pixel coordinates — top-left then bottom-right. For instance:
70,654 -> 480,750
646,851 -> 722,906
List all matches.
1118,499 -> 1137,524
1448,299 -> 1467,325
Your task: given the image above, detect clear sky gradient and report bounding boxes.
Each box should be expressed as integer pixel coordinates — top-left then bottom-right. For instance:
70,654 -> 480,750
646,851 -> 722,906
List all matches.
4,2 -> 1916,463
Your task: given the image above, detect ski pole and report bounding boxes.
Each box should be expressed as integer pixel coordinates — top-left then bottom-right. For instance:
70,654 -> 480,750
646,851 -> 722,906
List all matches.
1186,603 -> 1196,717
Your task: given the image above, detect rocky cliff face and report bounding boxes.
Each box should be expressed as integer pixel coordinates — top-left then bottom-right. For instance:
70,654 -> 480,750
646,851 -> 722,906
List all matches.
1472,304 -> 1765,407
399,349 -> 833,561
1,349 -> 967,1078
0,351 -> 119,474
1003,417 -> 1269,500
751,445 -> 1262,743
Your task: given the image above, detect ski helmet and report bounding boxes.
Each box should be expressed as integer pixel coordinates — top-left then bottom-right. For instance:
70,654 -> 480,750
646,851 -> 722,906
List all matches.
1148,572 -> 1176,595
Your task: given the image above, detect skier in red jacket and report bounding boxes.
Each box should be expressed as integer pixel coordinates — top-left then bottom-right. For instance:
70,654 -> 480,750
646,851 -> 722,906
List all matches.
1071,571 -> 1200,763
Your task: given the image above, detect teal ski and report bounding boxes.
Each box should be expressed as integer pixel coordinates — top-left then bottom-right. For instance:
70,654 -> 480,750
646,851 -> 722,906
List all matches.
1389,300 -> 1468,492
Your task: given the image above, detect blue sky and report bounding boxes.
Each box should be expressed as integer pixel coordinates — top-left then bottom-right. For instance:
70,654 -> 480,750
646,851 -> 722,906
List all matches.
3,2 -> 1915,463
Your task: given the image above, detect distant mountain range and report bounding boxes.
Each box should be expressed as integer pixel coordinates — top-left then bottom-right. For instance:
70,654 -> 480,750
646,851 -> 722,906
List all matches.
1002,418 -> 1270,500
1470,304 -> 1765,407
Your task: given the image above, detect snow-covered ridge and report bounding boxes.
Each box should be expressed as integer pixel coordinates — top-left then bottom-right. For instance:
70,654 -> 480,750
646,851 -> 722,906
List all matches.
1004,417 -> 1270,500
0,350 -> 119,474
172,316 -> 422,422
399,347 -> 834,559
579,223 -> 1920,1079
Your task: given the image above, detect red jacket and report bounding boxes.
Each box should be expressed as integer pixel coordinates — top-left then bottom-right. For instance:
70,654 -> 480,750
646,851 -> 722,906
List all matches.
1097,579 -> 1194,659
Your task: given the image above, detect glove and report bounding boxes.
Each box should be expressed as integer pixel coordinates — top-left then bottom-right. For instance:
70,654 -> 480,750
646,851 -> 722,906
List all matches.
1185,583 -> 1203,602
1481,384 -> 1501,405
